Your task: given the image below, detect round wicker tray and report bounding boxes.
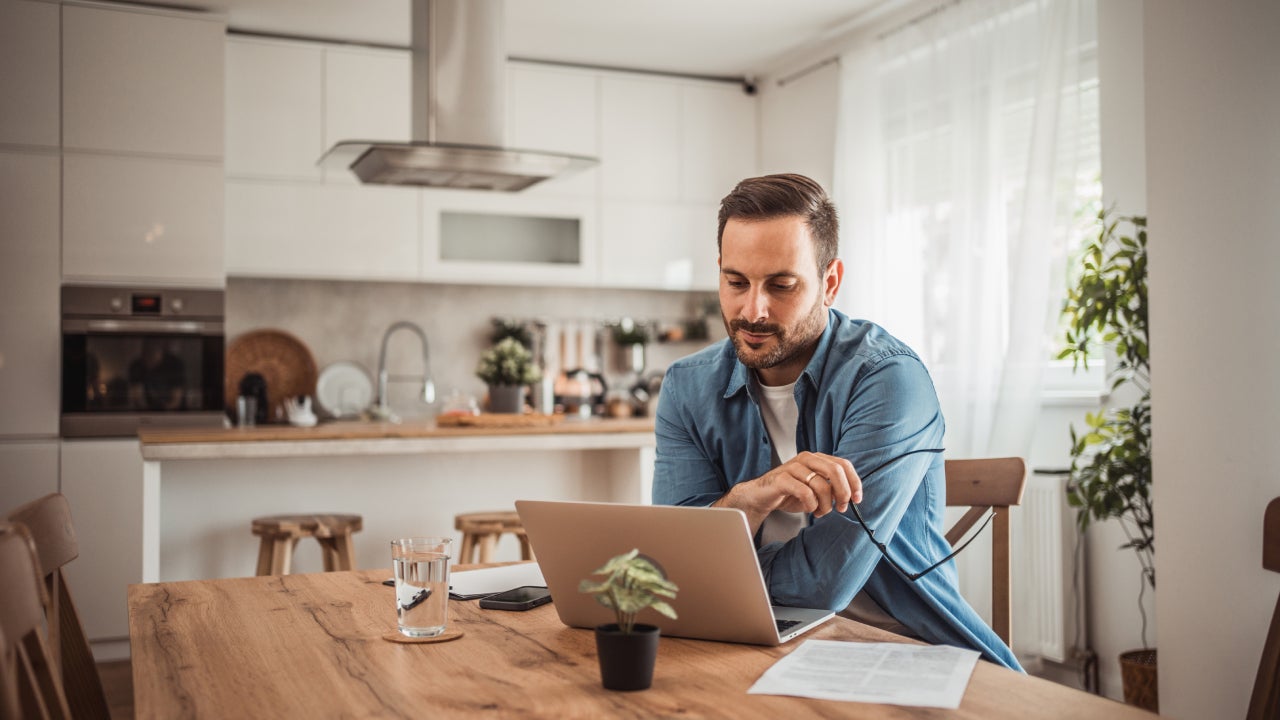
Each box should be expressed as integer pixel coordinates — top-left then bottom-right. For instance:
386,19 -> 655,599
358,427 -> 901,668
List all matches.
225,329 -> 318,423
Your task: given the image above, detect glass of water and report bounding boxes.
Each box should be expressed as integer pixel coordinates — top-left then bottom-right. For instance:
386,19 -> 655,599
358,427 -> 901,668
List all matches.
390,537 -> 452,637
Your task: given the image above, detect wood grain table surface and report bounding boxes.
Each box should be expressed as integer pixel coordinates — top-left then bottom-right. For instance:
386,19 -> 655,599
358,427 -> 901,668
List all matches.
128,567 -> 1157,719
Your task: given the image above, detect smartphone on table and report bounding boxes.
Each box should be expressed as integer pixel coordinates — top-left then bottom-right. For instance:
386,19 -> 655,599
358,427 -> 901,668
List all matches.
478,585 -> 553,611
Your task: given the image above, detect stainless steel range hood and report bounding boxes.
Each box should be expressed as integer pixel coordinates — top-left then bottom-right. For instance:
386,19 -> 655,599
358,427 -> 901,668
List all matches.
319,0 -> 595,191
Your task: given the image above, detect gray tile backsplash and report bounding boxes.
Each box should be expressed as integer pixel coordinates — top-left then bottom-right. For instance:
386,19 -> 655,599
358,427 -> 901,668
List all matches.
226,277 -> 722,417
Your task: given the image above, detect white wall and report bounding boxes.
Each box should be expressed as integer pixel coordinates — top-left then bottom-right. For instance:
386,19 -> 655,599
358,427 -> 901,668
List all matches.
757,61 -> 840,190
1144,1 -> 1280,718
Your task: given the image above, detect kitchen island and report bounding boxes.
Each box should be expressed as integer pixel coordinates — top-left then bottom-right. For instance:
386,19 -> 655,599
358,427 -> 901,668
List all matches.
138,417 -> 655,584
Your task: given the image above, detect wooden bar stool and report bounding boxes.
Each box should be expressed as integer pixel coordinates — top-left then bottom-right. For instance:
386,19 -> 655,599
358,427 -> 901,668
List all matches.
251,514 -> 362,576
454,511 -> 533,564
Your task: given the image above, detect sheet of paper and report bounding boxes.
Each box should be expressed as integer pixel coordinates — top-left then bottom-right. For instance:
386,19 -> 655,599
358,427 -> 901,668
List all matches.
449,563 -> 545,599
747,639 -> 980,709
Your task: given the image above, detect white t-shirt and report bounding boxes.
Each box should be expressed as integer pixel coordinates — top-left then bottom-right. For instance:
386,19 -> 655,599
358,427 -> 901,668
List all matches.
754,374 -> 912,636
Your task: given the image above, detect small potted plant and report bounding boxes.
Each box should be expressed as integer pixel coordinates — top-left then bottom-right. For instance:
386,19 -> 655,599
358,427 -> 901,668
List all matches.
578,548 -> 678,691
475,337 -> 541,413
610,318 -> 650,374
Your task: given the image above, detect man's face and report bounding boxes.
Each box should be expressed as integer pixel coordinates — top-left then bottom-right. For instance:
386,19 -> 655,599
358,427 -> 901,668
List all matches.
718,215 -> 841,386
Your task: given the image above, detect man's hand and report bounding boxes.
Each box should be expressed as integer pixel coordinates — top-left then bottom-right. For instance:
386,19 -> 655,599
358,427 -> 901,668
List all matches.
713,452 -> 862,534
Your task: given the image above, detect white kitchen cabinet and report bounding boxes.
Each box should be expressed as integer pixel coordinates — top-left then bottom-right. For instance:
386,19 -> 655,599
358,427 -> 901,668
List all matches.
0,0 -> 59,148
226,179 -> 419,280
599,75 -> 681,202
60,439 -> 144,644
62,3 -> 224,159
599,200 -> 719,291
323,45 -> 410,184
422,190 -> 597,287
63,153 -> 224,286
0,151 -> 60,436
681,83 -> 758,203
508,63 -> 599,199
225,36 -> 323,181
0,441 -> 59,516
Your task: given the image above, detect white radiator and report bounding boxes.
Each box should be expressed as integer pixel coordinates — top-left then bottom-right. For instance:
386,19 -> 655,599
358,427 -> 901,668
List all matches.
1015,470 -> 1085,663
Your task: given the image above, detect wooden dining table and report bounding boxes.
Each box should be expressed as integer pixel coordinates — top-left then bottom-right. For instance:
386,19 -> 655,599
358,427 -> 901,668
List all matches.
128,566 -> 1157,719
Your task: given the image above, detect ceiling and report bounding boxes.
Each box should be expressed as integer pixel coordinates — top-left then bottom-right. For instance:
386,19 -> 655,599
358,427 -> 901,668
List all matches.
140,0 -> 886,77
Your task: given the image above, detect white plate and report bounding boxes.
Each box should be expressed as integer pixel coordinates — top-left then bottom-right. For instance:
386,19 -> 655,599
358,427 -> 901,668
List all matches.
315,361 -> 374,419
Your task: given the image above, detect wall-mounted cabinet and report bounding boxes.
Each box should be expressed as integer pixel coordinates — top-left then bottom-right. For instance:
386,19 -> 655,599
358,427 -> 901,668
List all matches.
422,190 -> 597,287
63,153 -> 224,286
225,37 -> 323,181
0,0 -> 59,148
63,3 -> 223,158
0,151 -> 60,436
226,180 -> 420,280
508,64 -> 599,199
323,45 -> 411,183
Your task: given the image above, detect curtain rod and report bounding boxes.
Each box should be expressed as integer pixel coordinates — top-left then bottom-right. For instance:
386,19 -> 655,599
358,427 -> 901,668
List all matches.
509,56 -> 756,94
876,0 -> 963,41
775,55 -> 840,87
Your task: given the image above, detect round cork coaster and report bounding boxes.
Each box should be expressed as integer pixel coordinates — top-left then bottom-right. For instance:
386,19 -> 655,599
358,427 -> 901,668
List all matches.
382,629 -> 465,644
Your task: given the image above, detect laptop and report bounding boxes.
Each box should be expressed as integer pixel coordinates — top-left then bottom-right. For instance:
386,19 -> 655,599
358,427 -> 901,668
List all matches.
515,500 -> 834,645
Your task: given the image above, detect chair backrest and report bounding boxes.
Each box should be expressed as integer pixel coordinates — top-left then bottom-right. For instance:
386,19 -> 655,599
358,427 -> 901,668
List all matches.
0,521 -> 72,720
944,457 -> 1027,648
5,494 -> 110,720
1248,497 -> 1280,719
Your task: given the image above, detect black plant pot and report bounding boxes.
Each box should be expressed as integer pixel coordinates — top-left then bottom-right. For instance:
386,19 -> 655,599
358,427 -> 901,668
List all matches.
594,623 -> 660,691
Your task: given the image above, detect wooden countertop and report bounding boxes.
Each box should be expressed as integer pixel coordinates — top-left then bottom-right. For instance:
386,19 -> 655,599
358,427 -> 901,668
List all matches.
138,417 -> 657,461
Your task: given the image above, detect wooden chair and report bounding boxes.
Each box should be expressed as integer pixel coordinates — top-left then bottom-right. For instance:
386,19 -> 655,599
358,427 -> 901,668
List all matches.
5,494 -> 109,720
0,521 -> 72,720
944,457 -> 1027,648
1248,497 -> 1280,719
251,513 -> 363,576
454,511 -> 534,564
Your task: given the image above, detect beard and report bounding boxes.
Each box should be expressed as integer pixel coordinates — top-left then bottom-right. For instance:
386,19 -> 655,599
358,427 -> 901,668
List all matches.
723,295 -> 827,371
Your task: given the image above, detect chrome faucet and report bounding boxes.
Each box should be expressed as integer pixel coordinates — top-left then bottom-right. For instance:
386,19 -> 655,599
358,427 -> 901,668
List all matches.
375,321 -> 436,418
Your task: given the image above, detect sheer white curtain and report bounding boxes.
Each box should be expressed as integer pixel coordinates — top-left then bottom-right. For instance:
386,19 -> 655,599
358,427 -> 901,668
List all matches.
834,0 -> 1099,459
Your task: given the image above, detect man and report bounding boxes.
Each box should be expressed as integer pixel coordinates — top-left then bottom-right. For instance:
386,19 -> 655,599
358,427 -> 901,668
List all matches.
653,173 -> 1021,669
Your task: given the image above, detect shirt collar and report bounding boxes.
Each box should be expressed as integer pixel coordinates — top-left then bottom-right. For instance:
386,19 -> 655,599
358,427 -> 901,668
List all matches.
722,308 -> 839,400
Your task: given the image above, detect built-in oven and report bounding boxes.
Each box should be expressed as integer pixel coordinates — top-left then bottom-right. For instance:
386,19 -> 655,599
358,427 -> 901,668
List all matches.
61,285 -> 227,438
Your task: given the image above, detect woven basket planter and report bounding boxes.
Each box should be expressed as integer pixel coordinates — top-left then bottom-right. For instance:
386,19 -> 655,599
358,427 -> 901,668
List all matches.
1119,648 -> 1158,712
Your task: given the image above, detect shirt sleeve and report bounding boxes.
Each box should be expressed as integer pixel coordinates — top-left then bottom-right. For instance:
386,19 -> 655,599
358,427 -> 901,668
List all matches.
652,367 -> 726,507
758,353 -> 947,610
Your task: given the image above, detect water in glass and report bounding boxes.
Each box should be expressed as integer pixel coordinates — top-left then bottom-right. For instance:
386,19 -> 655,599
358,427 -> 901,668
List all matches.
391,538 -> 451,637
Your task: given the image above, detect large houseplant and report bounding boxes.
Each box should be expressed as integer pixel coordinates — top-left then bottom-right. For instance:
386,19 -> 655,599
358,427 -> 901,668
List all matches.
1059,210 -> 1155,710
475,337 -> 541,413
579,549 -> 679,691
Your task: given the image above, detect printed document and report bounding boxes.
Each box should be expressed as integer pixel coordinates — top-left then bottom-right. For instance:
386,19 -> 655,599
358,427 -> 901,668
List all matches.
449,563 -> 545,599
747,640 -> 980,709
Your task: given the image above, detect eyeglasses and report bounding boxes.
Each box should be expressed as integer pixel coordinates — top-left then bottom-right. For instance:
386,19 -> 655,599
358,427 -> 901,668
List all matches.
842,448 -> 995,582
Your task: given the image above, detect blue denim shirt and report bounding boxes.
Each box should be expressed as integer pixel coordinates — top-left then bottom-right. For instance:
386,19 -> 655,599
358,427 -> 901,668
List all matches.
653,308 -> 1022,670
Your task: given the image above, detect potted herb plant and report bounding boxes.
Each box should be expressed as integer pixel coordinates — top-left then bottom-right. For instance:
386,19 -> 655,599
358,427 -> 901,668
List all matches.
578,548 -> 679,691
1059,210 -> 1155,711
475,337 -> 541,413
610,318 -> 651,375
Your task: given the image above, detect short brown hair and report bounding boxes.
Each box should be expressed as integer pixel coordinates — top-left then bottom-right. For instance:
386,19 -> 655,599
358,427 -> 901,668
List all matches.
717,173 -> 839,275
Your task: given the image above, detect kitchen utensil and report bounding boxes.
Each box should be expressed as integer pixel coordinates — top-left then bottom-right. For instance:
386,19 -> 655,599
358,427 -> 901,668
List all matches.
316,361 -> 374,419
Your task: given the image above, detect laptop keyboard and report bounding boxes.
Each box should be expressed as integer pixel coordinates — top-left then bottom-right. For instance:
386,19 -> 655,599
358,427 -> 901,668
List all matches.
775,618 -> 803,633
